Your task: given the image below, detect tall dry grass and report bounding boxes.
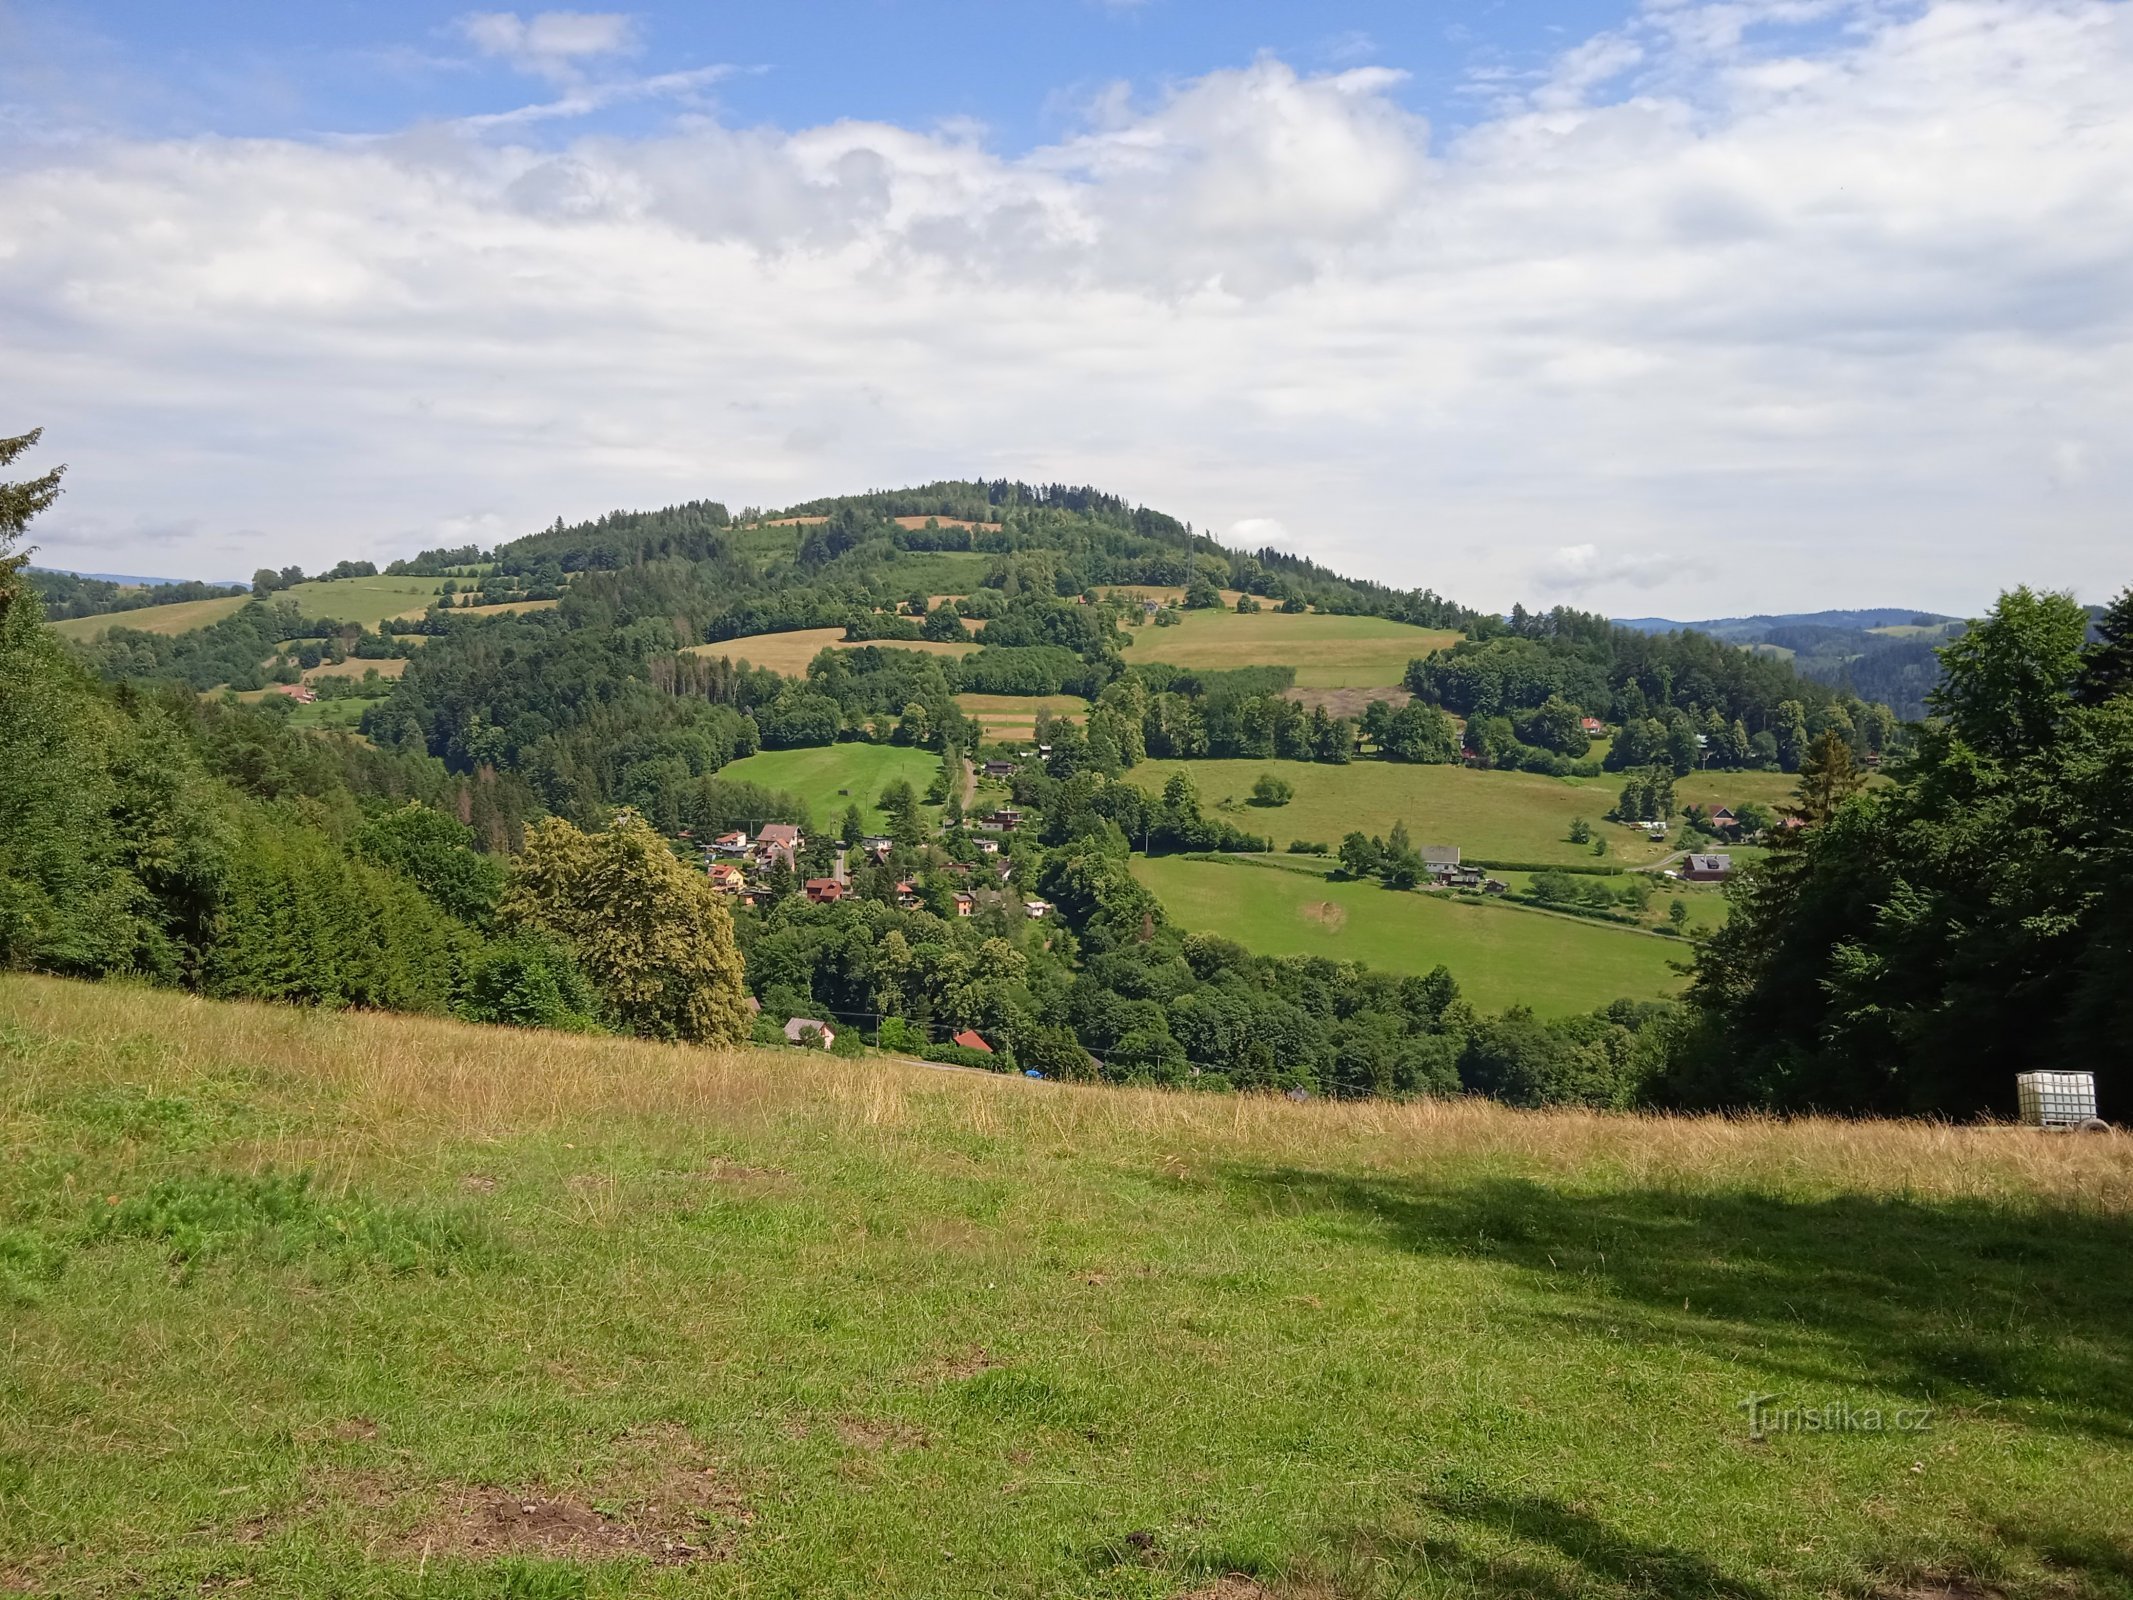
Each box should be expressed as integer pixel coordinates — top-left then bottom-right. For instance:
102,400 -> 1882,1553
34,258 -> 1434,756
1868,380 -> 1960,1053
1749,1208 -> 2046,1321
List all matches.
5,973 -> 2128,1211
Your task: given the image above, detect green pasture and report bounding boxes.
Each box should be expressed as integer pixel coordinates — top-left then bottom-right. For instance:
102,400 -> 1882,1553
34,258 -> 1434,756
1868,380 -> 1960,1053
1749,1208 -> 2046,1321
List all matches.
715,743 -> 945,834
1130,853 -> 1688,1015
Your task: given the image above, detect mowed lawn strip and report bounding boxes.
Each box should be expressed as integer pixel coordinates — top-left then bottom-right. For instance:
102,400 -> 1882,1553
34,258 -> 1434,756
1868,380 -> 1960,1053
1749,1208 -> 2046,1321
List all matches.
1130,853 -> 1686,1014
715,743 -> 944,834
3,975 -> 2129,1600
1126,610 -> 1460,688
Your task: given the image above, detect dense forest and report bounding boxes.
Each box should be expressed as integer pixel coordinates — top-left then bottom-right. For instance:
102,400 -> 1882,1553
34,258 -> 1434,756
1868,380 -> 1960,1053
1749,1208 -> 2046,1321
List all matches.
9,436 -> 2121,1119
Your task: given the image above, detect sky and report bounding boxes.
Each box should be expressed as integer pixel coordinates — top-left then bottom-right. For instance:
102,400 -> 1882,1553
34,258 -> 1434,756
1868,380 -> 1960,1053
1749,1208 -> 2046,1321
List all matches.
3,0 -> 2128,616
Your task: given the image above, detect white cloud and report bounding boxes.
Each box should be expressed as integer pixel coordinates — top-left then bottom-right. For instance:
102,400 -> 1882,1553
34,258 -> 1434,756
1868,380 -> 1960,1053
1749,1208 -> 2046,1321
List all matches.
1534,544 -> 1676,597
457,11 -> 639,79
5,1 -> 2131,615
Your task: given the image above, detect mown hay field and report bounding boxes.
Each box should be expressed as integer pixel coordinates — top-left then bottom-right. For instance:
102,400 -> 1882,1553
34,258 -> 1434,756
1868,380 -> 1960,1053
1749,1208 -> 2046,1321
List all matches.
688,628 -> 978,678
2,975 -> 2129,1599
47,594 -> 249,640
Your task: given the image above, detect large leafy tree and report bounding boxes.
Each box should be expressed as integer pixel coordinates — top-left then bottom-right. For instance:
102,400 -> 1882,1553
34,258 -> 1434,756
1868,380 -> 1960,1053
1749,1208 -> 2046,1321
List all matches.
0,429 -> 65,625
502,811 -> 751,1043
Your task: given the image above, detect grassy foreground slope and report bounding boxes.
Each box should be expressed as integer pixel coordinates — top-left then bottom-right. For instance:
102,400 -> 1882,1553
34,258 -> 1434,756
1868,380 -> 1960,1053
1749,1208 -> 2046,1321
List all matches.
4,977 -> 2132,1600
1130,855 -> 1685,1014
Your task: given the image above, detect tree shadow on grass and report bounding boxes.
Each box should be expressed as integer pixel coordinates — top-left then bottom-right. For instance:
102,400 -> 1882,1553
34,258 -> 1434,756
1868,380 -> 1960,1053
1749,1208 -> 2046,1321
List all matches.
1225,1168 -> 2133,1444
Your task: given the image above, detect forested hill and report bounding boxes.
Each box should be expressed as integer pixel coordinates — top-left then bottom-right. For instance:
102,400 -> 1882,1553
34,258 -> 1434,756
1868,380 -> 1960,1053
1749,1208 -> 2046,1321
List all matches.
57,479 -> 1899,838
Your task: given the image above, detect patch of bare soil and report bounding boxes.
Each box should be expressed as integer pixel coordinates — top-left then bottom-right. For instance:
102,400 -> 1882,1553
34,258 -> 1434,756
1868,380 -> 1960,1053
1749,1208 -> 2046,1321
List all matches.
459,1174 -> 499,1195
1301,901 -> 1348,932
1180,1578 -> 1280,1600
920,1344 -> 997,1381
1280,686 -> 1410,717
1875,1583 -> 2004,1600
835,1416 -> 931,1453
663,1159 -> 795,1193
400,1423 -> 749,1567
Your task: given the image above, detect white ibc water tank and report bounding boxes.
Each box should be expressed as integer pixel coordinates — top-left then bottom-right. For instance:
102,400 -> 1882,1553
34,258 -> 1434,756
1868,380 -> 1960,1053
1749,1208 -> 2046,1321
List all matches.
2016,1071 -> 2099,1129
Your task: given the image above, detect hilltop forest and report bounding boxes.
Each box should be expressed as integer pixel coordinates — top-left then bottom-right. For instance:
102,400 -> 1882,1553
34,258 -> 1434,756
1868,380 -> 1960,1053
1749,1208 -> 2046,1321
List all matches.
4,431 -> 2125,1119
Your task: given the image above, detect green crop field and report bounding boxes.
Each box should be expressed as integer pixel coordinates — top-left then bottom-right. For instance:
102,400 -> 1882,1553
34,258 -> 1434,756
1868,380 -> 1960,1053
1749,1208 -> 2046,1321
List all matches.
48,594 -> 249,640
1125,610 -> 1458,688
1131,854 -> 1686,1014
5,975 -> 2129,1600
715,743 -> 944,834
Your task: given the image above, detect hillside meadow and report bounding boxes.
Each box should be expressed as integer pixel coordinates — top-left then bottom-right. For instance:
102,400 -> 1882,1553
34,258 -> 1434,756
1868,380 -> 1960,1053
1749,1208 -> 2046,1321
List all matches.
1124,610 -> 1458,689
714,743 -> 944,834
2,975 -> 2129,1599
1130,759 -> 1672,868
1130,855 -> 1686,1015
47,594 -> 249,640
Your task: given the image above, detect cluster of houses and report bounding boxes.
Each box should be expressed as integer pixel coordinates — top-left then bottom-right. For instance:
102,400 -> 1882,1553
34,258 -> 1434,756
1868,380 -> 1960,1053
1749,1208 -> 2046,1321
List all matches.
701,816 -> 1052,920
777,1015 -> 998,1056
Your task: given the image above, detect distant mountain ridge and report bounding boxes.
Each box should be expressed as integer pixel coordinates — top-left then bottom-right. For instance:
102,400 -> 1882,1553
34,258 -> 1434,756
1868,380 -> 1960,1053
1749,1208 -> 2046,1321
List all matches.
1613,608 -> 1960,635
1612,607 -> 1967,722
30,565 -> 250,588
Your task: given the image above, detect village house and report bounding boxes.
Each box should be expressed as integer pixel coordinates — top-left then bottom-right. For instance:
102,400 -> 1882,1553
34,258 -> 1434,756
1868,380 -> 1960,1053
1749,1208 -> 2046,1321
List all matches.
981,760 -> 1016,778
1708,807 -> 1739,830
783,1017 -> 835,1049
976,807 -> 1025,833
951,1029 -> 992,1054
1023,899 -> 1053,920
1580,716 -> 1606,735
1684,853 -> 1734,882
952,891 -> 976,917
1422,845 -> 1462,879
273,683 -> 317,704
711,830 -> 749,855
707,861 -> 746,893
1445,865 -> 1486,889
804,878 -> 844,904
895,879 -> 921,909
754,822 -> 802,867
975,838 -> 1000,856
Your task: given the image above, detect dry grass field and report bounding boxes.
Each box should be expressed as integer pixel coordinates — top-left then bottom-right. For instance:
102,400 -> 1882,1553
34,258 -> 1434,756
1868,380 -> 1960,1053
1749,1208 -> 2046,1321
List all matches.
955,691 -> 1091,741
3,974 -> 2131,1598
687,628 -> 978,677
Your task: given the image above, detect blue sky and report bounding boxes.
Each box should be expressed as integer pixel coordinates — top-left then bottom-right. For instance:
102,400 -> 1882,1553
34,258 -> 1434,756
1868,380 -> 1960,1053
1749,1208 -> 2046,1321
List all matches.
18,2 -> 1666,146
3,2 -> 2128,614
